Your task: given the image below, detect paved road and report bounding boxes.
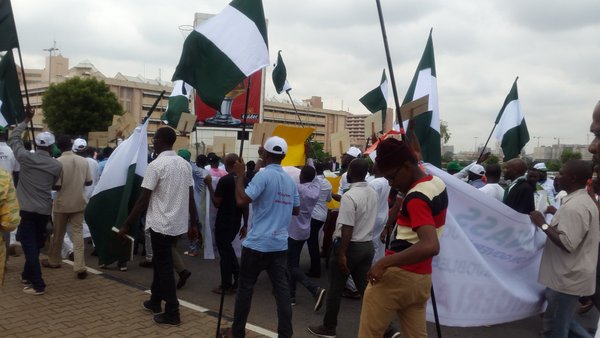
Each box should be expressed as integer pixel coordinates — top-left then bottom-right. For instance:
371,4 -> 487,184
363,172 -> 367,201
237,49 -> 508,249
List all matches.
81,240 -> 599,338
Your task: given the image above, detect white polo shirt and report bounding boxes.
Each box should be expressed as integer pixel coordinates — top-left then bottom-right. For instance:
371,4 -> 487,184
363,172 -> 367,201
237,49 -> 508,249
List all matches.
334,181 -> 378,242
142,150 -> 193,236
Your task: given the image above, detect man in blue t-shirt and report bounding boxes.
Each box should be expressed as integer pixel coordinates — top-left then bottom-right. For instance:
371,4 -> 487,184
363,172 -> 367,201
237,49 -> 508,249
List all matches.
221,136 -> 300,338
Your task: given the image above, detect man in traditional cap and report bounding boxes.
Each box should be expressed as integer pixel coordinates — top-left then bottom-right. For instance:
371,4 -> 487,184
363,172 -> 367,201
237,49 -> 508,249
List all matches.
467,164 -> 486,188
8,110 -> 62,295
534,162 -> 556,200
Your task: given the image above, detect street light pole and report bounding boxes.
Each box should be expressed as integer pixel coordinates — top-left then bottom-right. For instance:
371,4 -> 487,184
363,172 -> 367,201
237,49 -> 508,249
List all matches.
43,41 -> 59,85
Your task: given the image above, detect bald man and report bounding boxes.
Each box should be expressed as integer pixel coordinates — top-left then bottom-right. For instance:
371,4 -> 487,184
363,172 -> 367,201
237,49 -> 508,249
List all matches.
503,158 -> 535,214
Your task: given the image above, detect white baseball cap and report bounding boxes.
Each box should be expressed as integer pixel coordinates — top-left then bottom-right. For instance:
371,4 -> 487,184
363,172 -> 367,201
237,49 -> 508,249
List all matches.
533,163 -> 548,171
35,132 -> 55,147
346,146 -> 362,158
72,138 -> 87,152
264,136 -> 287,155
469,164 -> 486,176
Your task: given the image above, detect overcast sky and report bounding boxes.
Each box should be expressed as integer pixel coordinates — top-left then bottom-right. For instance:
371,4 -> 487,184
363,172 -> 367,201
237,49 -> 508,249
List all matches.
11,0 -> 600,153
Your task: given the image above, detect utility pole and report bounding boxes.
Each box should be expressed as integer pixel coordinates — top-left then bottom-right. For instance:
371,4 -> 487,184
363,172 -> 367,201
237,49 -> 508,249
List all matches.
43,41 -> 59,85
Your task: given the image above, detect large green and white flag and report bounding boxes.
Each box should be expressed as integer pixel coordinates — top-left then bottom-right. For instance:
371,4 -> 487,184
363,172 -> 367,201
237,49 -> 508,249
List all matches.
0,51 -> 24,126
359,69 -> 388,113
494,79 -> 529,161
84,119 -> 149,266
172,0 -> 269,110
272,50 -> 291,94
161,80 -> 192,128
401,30 -> 441,168
0,0 -> 19,51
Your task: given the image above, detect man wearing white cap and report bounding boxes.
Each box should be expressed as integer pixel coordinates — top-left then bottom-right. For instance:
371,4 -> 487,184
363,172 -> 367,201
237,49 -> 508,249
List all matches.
335,146 -> 363,198
45,135 -> 92,280
222,136 -> 300,338
534,162 -> 556,200
467,164 -> 486,188
8,110 -> 62,295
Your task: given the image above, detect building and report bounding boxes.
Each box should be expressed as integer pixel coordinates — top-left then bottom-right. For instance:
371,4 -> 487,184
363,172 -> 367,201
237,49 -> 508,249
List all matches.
532,144 -> 592,161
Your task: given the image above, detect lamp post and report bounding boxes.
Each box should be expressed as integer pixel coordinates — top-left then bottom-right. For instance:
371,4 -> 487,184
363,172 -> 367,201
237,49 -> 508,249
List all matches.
43,41 -> 59,85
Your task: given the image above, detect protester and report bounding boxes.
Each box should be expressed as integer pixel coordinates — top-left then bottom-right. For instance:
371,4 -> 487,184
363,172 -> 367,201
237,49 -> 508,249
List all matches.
530,160 -> 598,338
534,162 -> 556,200
357,137 -> 448,338
467,164 -> 486,188
205,153 -> 248,295
479,163 -> 504,201
119,127 -> 199,326
207,152 -> 227,177
503,158 -> 535,214
185,153 -> 209,257
0,126 -> 19,261
0,167 -> 20,285
309,158 -> 377,338
307,161 -> 332,278
446,161 -> 462,175
97,146 -> 113,176
287,165 -> 325,310
221,136 -> 299,338
9,110 -> 62,295
245,160 -> 256,182
585,101 -> 600,320
333,146 -> 363,200
368,163 -> 391,264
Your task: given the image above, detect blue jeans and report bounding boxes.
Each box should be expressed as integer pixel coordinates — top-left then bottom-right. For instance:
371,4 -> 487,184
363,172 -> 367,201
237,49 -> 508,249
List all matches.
543,288 -> 592,338
16,211 -> 50,292
232,247 -> 292,338
149,229 -> 179,319
287,237 -> 319,298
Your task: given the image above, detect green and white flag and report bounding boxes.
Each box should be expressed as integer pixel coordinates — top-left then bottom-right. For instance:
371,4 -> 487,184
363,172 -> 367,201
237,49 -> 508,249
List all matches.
272,50 -> 291,94
161,80 -> 192,128
84,119 -> 149,266
494,79 -> 529,161
359,69 -> 388,113
0,51 -> 24,126
0,0 -> 19,51
401,30 -> 441,167
172,0 -> 269,110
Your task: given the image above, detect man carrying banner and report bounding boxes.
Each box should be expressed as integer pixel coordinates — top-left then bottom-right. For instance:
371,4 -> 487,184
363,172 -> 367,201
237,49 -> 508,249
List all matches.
9,109 -> 62,295
222,136 -> 299,338
530,160 -> 598,338
119,127 -> 199,326
358,137 -> 447,338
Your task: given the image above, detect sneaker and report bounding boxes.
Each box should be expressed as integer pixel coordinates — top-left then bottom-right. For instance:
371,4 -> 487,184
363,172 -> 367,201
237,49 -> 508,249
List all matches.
153,313 -> 181,326
212,286 -> 235,295
291,297 -> 297,306
77,271 -> 88,280
177,270 -> 191,290
118,262 -> 128,272
23,286 -> 45,295
21,279 -> 32,285
41,259 -> 61,268
139,260 -> 153,268
342,288 -> 360,300
314,288 -> 326,312
307,325 -> 336,338
142,300 -> 162,315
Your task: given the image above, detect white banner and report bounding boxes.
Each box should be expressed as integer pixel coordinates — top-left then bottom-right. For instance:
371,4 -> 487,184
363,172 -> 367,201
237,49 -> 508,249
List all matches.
425,164 -> 547,327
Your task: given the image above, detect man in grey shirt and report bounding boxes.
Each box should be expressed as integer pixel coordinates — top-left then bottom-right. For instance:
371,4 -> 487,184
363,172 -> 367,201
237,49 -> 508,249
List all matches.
8,111 -> 62,295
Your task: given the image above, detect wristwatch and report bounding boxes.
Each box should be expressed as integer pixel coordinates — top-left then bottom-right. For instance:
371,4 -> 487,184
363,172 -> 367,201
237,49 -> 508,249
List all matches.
541,223 -> 549,231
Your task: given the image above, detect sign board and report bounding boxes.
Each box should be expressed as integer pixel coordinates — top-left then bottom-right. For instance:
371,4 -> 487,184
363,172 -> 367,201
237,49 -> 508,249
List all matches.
329,131 -> 351,159
400,95 -> 430,121
176,112 -> 197,133
87,131 -> 109,149
364,111 -> 383,138
213,136 -> 237,157
250,122 -> 278,145
272,125 -> 315,167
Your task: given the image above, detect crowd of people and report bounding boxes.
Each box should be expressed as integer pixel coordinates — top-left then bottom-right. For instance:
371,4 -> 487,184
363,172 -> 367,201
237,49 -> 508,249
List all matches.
2,102 -> 600,338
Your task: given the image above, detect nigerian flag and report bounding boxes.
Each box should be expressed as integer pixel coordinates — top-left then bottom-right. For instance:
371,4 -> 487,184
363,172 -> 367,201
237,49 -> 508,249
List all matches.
494,78 -> 529,161
402,30 -> 441,168
272,50 -> 291,94
172,0 -> 269,110
360,69 -> 388,113
0,0 -> 19,51
84,119 -> 149,266
161,80 -> 192,128
0,51 -> 24,126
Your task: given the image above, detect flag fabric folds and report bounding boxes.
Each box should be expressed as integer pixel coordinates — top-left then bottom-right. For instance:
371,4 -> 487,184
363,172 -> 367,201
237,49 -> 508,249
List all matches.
172,0 -> 269,111
402,30 -> 441,168
161,80 -> 192,128
494,79 -> 529,161
272,50 -> 291,94
0,0 -> 19,51
84,119 -> 149,266
0,51 -> 24,126
359,69 -> 388,114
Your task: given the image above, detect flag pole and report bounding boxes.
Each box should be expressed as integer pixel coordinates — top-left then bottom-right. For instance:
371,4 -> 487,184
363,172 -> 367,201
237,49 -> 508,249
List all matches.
374,0 -> 405,135
15,48 -> 37,150
142,90 -> 166,124
477,76 -> 519,162
238,76 -> 252,159
285,90 -> 304,128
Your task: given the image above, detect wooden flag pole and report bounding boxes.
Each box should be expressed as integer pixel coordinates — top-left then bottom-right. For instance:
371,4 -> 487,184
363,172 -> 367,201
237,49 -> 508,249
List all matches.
478,76 -> 519,163
15,48 -> 37,150
238,76 -> 252,159
374,0 -> 406,137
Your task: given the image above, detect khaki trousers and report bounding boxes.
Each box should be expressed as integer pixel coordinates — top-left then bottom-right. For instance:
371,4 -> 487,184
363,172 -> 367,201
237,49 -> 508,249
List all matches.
358,267 -> 431,338
48,211 -> 86,273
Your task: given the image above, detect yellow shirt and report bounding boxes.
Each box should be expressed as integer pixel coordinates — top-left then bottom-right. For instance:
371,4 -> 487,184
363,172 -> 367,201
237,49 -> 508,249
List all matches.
0,168 -> 20,285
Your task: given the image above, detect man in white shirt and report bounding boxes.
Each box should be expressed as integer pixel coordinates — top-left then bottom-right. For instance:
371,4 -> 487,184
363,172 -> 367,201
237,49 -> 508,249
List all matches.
368,164 -> 391,263
479,164 -> 504,202
119,127 -> 199,326
307,162 -> 332,278
534,162 -> 556,200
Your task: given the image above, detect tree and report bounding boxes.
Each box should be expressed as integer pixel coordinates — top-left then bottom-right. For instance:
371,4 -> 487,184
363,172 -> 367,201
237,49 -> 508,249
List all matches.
560,148 -> 581,164
307,140 -> 331,163
42,77 -> 123,135
546,159 -> 561,171
440,120 -> 451,144
484,154 -> 499,165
